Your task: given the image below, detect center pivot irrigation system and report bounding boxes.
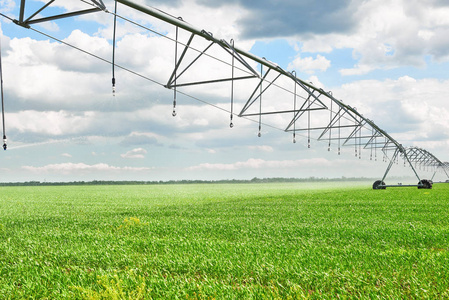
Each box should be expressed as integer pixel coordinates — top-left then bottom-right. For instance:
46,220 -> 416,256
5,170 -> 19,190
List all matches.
1,0 -> 449,188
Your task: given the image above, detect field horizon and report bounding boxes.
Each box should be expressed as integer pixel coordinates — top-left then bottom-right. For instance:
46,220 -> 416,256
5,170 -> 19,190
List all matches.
0,175 -> 424,187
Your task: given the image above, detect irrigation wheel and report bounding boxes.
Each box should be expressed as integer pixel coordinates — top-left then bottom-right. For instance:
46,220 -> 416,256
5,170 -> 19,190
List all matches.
373,180 -> 386,190
418,179 -> 433,189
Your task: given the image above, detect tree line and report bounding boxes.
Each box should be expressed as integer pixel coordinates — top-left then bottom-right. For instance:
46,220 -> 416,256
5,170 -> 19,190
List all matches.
0,177 -> 382,186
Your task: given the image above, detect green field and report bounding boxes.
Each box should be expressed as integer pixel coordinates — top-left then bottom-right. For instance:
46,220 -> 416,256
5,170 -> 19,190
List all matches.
0,182 -> 448,299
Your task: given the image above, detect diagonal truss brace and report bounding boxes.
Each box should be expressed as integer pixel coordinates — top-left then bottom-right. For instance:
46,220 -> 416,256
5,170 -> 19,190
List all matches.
165,33 -> 258,89
15,0 -> 106,28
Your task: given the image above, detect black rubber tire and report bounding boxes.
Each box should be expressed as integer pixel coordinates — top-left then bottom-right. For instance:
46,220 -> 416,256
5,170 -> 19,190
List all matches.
373,180 -> 386,190
418,179 -> 432,189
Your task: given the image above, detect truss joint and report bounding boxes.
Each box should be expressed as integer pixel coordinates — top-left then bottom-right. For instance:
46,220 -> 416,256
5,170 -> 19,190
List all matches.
13,19 -> 31,29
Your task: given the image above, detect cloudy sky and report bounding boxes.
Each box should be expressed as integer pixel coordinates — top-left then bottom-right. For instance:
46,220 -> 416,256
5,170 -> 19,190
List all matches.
0,0 -> 448,183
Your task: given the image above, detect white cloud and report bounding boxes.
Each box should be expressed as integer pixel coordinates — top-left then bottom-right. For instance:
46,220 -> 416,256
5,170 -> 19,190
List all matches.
418,30 -> 434,41
299,0 -> 449,73
8,110 -> 93,136
288,55 -> 331,74
22,163 -> 153,174
61,153 -> 72,158
0,0 -> 15,13
187,157 -> 334,171
339,64 -> 374,76
35,18 -> 59,32
248,145 -> 274,152
120,148 -> 147,159
3,37 -> 112,111
154,0 -> 252,48
333,76 -> 449,157
44,0 -> 99,11
306,75 -> 325,90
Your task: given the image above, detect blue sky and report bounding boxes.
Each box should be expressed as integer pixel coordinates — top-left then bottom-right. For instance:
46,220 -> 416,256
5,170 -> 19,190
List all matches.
0,0 -> 449,182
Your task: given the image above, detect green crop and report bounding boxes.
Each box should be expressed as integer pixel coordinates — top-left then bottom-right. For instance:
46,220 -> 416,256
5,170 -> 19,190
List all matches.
0,182 -> 448,299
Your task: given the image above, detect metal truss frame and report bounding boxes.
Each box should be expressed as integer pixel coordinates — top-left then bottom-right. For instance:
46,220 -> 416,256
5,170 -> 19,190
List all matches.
7,0 -> 449,189
14,0 -> 106,28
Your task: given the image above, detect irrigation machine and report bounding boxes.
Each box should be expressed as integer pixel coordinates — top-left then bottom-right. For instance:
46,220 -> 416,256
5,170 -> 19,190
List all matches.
1,0 -> 448,188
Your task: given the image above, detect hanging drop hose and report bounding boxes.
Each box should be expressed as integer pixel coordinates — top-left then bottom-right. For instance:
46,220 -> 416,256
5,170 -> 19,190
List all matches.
328,94 -> 332,151
0,37 -> 6,150
230,39 -> 235,128
172,25 -> 179,117
258,63 -> 262,137
112,0 -> 118,96
292,71 -> 296,144
338,109 -> 341,155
